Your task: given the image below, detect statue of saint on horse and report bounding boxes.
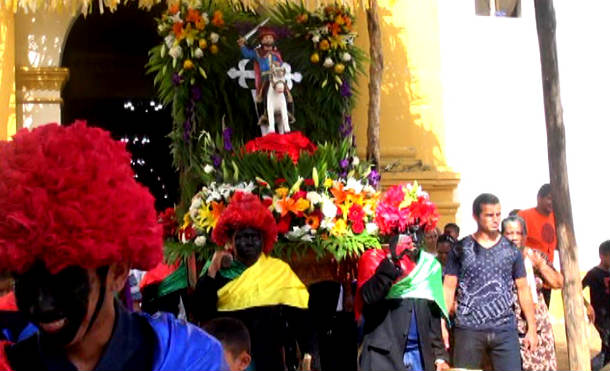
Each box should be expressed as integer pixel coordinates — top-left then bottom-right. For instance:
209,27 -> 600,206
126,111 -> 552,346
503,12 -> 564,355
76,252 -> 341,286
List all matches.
238,26 -> 295,135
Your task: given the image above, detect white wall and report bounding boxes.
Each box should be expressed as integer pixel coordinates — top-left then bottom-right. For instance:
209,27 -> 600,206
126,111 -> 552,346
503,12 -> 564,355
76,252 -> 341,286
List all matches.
438,1 -> 606,270
554,1 -> 610,270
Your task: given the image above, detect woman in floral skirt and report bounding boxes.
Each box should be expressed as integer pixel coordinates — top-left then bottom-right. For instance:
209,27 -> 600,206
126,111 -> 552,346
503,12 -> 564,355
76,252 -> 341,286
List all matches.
503,215 -> 564,371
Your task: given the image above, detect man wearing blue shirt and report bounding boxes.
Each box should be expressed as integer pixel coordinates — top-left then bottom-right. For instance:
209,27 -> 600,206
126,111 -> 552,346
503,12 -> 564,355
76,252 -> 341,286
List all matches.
443,193 -> 538,371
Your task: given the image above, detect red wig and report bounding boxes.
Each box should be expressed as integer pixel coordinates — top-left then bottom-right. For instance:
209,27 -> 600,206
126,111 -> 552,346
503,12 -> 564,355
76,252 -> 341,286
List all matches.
212,191 -> 277,254
0,122 -> 163,274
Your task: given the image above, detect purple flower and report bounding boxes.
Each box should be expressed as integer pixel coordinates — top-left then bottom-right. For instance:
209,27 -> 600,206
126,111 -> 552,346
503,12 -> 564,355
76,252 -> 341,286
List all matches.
172,73 -> 182,86
340,171 -> 348,178
183,119 -> 192,142
340,115 -> 353,137
340,80 -> 352,98
212,154 -> 222,167
191,86 -> 201,101
368,169 -> 381,188
223,127 -> 233,152
340,158 -> 349,169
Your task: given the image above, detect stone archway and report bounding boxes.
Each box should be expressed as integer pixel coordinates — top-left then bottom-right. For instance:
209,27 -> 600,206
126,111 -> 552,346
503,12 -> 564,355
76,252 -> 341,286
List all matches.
61,3 -> 178,211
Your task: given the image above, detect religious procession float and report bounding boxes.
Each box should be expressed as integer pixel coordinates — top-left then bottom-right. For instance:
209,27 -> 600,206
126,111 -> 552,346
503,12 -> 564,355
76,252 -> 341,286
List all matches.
144,0 -> 439,297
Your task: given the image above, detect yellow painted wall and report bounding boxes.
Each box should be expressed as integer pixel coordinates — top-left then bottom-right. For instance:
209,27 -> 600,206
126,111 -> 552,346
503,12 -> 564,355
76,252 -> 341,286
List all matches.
0,8 -> 15,140
352,0 -> 447,170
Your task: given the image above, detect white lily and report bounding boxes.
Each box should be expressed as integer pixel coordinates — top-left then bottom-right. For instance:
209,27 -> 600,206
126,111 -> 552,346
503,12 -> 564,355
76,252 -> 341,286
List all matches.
169,45 -> 183,60
321,196 -> 337,218
345,177 -> 364,194
366,223 -> 379,235
306,191 -> 322,206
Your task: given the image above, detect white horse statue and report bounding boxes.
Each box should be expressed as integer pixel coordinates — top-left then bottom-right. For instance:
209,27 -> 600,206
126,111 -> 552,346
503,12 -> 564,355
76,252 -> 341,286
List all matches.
227,58 -> 302,137
263,62 -> 292,135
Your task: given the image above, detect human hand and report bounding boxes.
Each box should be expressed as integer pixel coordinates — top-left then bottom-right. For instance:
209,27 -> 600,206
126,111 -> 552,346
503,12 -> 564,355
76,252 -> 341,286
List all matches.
523,329 -> 538,352
207,250 -> 233,278
441,318 -> 450,350
376,258 -> 402,281
300,353 -> 312,371
435,360 -> 450,371
527,248 -> 544,270
237,37 -> 246,47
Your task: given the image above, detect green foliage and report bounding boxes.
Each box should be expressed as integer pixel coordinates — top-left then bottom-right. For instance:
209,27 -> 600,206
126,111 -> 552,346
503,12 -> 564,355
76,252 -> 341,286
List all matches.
147,1 -> 366,209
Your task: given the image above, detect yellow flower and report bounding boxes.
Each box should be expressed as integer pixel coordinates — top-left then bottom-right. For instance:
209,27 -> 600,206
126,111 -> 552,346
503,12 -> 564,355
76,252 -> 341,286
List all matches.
330,35 -> 346,50
324,178 -> 333,188
183,59 -> 195,70
209,44 -> 219,54
346,193 -> 364,207
331,219 -> 348,237
276,187 -> 289,198
310,52 -> 320,64
292,198 -> 310,213
199,38 -> 208,49
335,15 -> 345,25
334,63 -> 345,74
182,213 -> 192,229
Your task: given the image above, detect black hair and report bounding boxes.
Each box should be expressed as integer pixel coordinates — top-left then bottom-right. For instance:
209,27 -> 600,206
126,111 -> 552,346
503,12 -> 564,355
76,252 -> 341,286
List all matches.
501,215 -> 528,236
437,234 -> 456,246
599,241 -> 610,256
443,223 -> 460,235
203,317 -> 251,356
538,183 -> 551,199
472,193 -> 500,217
508,209 -> 520,217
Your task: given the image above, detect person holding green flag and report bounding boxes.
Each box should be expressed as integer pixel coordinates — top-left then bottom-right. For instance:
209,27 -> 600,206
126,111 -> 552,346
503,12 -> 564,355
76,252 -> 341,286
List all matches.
356,183 -> 450,371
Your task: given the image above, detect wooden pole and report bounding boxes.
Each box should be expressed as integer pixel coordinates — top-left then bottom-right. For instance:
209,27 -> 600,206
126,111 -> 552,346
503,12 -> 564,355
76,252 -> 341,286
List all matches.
365,0 -> 382,168
533,1 -> 590,369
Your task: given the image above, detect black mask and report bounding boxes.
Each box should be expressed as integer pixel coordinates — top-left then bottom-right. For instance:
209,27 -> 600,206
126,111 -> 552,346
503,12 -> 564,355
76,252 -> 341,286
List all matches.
13,262 -> 94,346
234,228 -> 263,267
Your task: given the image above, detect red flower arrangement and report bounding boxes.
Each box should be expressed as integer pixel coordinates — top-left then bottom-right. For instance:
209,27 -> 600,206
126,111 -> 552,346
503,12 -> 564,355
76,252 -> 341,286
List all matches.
374,182 -> 439,236
159,207 -> 178,240
244,131 -> 317,164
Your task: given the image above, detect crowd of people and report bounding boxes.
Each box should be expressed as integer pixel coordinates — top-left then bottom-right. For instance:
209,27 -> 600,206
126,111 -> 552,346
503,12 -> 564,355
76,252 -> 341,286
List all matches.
0,123 -> 608,371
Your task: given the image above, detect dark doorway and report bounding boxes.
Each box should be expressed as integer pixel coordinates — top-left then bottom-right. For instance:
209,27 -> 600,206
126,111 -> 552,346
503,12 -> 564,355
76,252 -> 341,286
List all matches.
61,3 -> 178,211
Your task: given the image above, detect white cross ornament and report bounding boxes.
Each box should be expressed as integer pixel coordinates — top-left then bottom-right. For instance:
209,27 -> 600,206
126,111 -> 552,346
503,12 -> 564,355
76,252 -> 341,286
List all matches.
227,59 -> 302,90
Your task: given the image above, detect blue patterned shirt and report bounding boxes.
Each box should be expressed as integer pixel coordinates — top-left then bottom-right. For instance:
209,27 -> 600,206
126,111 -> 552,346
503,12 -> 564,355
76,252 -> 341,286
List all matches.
445,235 -> 526,331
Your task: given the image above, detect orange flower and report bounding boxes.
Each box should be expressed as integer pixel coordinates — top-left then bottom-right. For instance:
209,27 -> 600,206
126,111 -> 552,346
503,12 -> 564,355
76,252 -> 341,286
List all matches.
186,8 -> 201,24
319,39 -> 330,51
330,22 -> 341,36
305,214 -> 321,230
212,10 -> 224,27
209,201 -> 225,226
290,198 -> 310,214
168,3 -> 179,15
173,21 -> 184,40
276,196 -> 295,217
330,183 -> 347,205
344,16 -> 352,29
296,13 -> 308,24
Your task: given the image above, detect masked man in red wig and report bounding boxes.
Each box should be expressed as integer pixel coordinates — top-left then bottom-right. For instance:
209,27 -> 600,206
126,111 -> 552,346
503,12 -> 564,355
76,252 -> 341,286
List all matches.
195,191 -> 314,371
0,122 -> 226,371
356,233 -> 450,371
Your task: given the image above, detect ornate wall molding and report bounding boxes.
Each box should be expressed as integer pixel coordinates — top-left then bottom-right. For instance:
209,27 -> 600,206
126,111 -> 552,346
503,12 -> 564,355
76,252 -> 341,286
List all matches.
16,67 -> 69,104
